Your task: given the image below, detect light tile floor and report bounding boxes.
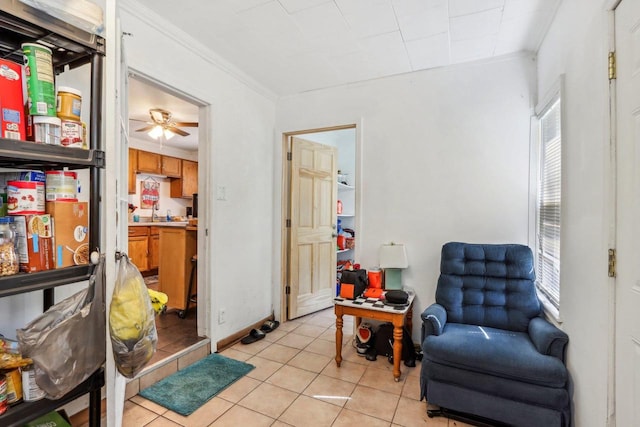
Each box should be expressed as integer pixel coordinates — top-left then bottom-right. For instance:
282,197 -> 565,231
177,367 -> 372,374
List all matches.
121,308 -> 474,427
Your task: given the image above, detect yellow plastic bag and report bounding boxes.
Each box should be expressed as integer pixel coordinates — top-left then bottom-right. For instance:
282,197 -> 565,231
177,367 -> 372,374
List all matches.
147,289 -> 168,315
109,254 -> 157,378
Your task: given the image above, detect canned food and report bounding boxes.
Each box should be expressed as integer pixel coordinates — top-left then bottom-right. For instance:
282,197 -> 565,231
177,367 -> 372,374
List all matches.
22,43 -> 55,116
45,170 -> 78,201
21,364 -> 45,402
56,86 -> 82,121
60,119 -> 83,147
33,116 -> 61,145
7,180 -> 45,215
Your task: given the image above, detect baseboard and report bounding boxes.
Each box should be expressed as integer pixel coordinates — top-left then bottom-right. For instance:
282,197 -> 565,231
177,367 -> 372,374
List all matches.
216,314 -> 274,352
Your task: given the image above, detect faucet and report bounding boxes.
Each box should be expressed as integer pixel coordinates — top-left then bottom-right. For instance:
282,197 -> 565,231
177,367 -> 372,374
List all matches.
152,202 -> 159,222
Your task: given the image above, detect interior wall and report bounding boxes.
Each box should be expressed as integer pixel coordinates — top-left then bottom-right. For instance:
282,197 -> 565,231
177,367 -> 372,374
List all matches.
536,1 -> 612,426
120,0 -> 277,343
275,53 -> 536,338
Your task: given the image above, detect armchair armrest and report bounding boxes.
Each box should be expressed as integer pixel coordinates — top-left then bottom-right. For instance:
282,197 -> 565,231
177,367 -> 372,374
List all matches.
421,303 -> 447,340
528,317 -> 569,362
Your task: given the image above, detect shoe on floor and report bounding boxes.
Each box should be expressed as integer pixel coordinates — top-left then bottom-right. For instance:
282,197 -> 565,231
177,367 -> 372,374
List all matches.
241,328 -> 266,344
260,320 -> 280,333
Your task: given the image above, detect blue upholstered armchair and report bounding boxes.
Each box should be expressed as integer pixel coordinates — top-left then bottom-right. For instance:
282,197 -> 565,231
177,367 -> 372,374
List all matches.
421,242 -> 570,427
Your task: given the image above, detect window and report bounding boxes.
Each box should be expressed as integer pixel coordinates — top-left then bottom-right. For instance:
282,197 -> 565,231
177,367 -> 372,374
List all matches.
535,95 -> 562,310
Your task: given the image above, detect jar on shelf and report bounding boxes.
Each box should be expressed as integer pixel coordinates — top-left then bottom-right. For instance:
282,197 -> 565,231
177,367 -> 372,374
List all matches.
0,217 -> 18,276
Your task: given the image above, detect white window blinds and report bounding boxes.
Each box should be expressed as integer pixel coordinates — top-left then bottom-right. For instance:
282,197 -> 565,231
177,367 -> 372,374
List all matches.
536,97 -> 562,308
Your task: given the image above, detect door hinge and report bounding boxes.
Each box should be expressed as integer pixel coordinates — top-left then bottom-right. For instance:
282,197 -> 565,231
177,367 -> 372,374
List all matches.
608,248 -> 616,278
287,152 -> 292,161
286,285 -> 291,295
286,219 -> 291,228
608,51 -> 616,80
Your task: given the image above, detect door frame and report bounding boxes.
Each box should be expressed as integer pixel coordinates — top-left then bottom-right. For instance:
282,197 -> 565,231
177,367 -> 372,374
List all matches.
280,124 -> 359,322
125,68 -> 212,341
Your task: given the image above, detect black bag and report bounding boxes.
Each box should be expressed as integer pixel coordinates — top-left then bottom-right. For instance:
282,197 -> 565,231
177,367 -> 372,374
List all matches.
339,269 -> 368,299
374,322 -> 417,366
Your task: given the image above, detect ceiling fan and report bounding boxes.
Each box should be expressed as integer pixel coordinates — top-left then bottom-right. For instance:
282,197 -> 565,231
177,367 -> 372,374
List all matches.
134,108 -> 198,139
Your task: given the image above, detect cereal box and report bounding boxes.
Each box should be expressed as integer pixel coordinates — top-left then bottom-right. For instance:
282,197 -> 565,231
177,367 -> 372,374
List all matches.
46,201 -> 88,268
13,214 -> 53,272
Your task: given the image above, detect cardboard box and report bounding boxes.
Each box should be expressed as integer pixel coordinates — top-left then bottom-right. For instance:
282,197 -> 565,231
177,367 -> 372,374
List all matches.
24,410 -> 71,427
46,201 -> 89,268
0,59 -> 26,141
14,214 -> 54,273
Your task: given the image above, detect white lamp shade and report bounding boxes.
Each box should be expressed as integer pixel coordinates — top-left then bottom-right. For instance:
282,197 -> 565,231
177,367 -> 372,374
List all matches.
379,244 -> 408,268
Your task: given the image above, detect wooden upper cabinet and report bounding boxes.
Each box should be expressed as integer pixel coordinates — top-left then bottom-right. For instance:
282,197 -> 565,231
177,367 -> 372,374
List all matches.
128,148 -> 138,194
161,155 -> 182,178
171,159 -> 198,199
137,150 -> 161,174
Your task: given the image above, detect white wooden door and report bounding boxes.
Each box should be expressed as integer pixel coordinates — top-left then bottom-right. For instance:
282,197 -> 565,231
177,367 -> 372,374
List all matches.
615,0 -> 640,424
289,137 -> 337,319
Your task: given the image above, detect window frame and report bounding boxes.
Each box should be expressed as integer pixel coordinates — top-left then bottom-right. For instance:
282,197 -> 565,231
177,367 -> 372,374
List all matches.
530,76 -> 564,323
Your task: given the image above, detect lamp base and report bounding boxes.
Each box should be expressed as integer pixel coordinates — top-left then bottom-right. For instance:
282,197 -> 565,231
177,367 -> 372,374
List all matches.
384,269 -> 403,290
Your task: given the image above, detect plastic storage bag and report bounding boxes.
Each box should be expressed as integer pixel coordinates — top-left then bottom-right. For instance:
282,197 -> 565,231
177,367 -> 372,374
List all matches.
16,254 -> 106,399
109,254 -> 157,378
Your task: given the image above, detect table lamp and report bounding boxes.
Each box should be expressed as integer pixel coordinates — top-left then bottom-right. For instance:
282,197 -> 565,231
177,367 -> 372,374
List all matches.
379,243 -> 408,290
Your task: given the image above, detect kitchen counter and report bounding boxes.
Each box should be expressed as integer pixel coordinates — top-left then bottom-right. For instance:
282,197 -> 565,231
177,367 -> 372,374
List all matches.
128,221 -> 189,227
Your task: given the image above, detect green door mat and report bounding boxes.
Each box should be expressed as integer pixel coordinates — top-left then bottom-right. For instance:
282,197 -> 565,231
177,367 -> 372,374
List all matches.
139,353 -> 255,416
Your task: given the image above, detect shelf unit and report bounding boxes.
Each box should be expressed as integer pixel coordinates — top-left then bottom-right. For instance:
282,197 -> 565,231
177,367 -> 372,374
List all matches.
0,1 -> 105,425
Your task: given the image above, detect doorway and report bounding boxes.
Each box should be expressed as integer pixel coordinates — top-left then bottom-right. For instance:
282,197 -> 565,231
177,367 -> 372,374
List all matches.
282,125 -> 357,320
126,72 -> 209,365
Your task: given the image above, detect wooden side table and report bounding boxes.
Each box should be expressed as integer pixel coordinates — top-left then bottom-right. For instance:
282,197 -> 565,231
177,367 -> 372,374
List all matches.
334,293 -> 415,381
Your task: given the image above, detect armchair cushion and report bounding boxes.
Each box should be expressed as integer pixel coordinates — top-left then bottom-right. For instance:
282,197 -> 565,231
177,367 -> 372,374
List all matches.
424,323 -> 567,388
437,242 -> 541,332
529,317 -> 569,361
420,303 -> 447,338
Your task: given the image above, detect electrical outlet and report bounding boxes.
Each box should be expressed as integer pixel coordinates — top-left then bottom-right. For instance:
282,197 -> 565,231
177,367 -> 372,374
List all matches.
218,308 -> 226,324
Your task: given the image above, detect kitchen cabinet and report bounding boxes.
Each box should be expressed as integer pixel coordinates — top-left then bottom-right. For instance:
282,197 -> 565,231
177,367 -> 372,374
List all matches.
137,150 -> 161,174
170,159 -> 198,198
162,155 -> 182,178
158,227 -> 197,315
129,148 -> 138,194
148,227 -> 160,269
128,227 -> 149,272
0,1 -> 105,425
128,226 -> 161,272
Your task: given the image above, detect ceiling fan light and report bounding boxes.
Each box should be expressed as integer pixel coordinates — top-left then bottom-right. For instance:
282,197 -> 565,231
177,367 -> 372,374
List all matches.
164,128 -> 175,140
148,125 -> 163,139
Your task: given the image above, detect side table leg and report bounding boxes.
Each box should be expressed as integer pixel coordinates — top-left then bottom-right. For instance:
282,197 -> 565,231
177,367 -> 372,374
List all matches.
392,324 -> 403,381
335,313 -> 344,367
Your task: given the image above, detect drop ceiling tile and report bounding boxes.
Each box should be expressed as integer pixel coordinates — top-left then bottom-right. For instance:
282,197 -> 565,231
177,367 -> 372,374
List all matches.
226,0 -> 273,13
329,50 -> 379,83
238,1 -> 298,36
334,0 -> 392,17
278,0 -> 332,13
449,7 -> 502,41
292,2 -> 351,39
341,2 -> 399,38
449,0 -> 505,17
393,0 -> 449,42
405,32 -> 450,70
360,31 -> 412,75
502,0 -> 552,20
450,34 -> 497,63
495,9 -> 549,54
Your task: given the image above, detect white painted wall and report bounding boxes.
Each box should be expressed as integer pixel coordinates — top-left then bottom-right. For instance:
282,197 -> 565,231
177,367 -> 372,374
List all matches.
275,53 -> 536,338
119,0 -> 277,344
536,1 -> 612,426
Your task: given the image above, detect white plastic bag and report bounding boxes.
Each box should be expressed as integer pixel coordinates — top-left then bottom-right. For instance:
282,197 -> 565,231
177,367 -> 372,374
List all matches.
17,254 -> 106,399
109,254 -> 157,378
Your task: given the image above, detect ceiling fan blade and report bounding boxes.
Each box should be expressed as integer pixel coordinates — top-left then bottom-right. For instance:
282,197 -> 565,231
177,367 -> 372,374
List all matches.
167,126 -> 190,137
172,121 -> 198,128
130,118 -> 150,123
135,125 -> 156,132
